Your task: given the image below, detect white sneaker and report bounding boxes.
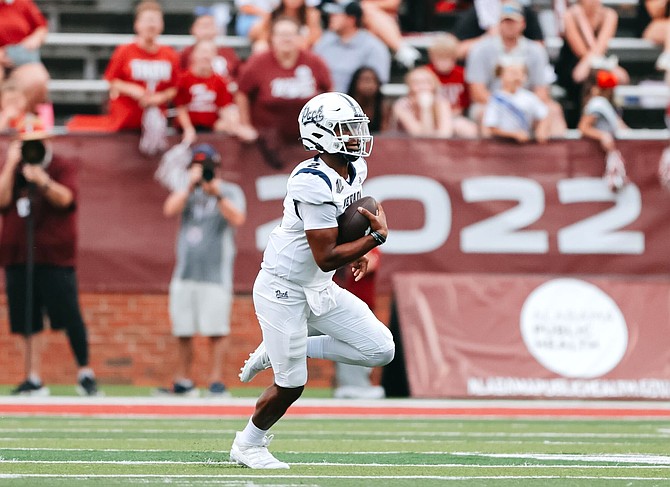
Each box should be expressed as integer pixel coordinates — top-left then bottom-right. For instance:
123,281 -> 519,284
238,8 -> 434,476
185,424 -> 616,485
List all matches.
394,43 -> 421,69
230,432 -> 289,469
239,342 -> 271,383
333,385 -> 386,399
657,51 -> 670,71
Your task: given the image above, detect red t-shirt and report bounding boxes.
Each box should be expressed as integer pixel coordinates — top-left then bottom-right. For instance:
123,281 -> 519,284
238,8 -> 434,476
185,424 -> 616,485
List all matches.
0,0 -> 47,47
237,50 -> 331,141
179,45 -> 241,80
427,63 -> 470,113
174,71 -> 234,129
0,155 -> 78,267
104,43 -> 180,130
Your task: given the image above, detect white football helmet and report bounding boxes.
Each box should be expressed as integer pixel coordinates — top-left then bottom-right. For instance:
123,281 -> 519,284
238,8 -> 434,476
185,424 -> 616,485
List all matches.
298,92 -> 373,158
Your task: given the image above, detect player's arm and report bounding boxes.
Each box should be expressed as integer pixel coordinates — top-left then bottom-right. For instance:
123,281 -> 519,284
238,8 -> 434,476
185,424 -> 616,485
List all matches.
305,203 -> 388,273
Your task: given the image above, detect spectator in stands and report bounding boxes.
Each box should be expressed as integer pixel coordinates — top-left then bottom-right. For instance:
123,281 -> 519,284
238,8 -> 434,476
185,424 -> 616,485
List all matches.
465,0 -> 566,137
250,0 -> 323,52
642,0 -> 670,46
482,57 -> 550,143
314,1 -> 390,93
234,0 -> 278,37
67,1 -> 180,132
235,16 -> 331,150
158,144 -> 246,397
347,66 -> 390,133
0,119 -> 100,397
180,12 -> 242,81
0,80 -> 28,132
332,247 -> 386,399
319,0 -> 422,69
391,66 -> 455,138
175,40 -> 239,145
0,0 -> 50,112
426,33 -> 478,138
555,0 -> 629,125
578,69 -> 628,191
359,0 -> 423,68
453,0 -> 544,58
643,0 -> 670,73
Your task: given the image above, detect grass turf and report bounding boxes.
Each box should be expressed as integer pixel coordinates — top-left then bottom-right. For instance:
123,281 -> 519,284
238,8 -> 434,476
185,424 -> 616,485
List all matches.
0,415 -> 669,486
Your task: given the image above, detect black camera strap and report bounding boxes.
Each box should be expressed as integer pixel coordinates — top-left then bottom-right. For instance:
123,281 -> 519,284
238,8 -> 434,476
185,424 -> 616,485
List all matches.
20,184 -> 36,377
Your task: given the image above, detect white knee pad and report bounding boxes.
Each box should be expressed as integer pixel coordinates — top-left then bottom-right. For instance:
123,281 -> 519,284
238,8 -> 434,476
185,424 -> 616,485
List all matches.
368,345 -> 395,367
275,328 -> 308,388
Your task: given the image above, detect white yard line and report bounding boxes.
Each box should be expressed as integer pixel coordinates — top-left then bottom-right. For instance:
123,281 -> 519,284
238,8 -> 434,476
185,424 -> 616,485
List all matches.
0,474 -> 668,481
451,452 -> 670,465
1,460 -> 669,468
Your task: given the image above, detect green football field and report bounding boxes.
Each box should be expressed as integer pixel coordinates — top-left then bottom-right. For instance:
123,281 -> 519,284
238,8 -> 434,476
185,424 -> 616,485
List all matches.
0,412 -> 669,486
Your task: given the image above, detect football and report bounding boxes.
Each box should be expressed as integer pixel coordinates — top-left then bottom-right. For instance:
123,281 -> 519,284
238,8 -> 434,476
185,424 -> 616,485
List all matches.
337,196 -> 378,244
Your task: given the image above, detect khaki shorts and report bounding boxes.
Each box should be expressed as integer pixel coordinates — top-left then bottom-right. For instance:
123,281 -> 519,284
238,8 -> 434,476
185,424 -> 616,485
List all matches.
169,279 -> 232,337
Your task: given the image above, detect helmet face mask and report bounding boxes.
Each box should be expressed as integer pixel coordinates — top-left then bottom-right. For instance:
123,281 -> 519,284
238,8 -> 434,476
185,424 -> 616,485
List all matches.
299,92 -> 373,158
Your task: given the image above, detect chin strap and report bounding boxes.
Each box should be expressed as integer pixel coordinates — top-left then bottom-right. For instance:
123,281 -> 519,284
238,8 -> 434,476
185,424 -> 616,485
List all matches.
341,153 -> 358,163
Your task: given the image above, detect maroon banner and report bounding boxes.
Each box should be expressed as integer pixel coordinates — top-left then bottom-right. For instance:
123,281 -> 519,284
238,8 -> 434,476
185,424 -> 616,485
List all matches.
393,272 -> 670,399
0,134 -> 669,292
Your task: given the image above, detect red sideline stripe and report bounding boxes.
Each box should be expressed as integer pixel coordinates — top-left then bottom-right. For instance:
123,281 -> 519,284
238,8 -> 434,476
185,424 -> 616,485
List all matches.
1,404 -> 670,418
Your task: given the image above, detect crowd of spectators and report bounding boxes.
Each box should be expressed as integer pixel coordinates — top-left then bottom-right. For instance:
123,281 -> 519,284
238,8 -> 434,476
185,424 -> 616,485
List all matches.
0,0 -> 664,153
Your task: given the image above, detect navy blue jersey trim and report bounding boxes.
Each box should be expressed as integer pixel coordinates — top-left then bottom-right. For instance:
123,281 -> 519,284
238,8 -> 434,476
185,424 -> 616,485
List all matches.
347,162 -> 357,185
294,168 -> 332,190
293,199 -> 336,220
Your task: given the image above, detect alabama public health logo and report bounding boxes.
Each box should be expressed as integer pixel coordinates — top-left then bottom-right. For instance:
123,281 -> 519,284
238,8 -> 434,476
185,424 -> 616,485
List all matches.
520,278 -> 628,379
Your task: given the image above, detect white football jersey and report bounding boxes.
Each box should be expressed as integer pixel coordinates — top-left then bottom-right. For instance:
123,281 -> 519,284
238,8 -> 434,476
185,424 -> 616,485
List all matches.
261,155 -> 368,288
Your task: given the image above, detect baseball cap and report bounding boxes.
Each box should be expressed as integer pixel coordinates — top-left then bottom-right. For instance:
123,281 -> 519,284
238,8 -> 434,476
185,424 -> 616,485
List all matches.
500,0 -> 524,21
596,70 -> 618,89
191,143 -> 220,163
322,1 -> 363,19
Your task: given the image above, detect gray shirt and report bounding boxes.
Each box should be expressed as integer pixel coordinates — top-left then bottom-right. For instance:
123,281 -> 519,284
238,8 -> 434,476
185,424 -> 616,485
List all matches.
584,96 -> 620,135
314,29 -> 391,93
465,35 -> 550,92
173,181 -> 246,286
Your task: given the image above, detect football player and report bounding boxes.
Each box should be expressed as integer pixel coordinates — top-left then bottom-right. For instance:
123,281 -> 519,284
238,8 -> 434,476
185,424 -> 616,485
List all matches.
229,92 -> 394,469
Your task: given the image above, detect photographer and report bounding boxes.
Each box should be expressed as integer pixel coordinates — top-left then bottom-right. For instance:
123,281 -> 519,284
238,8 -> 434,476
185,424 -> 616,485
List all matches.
157,143 -> 246,397
0,121 -> 100,396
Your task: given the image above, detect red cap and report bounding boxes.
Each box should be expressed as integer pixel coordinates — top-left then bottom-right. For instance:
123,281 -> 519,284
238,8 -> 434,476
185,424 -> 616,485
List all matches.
596,70 -> 618,89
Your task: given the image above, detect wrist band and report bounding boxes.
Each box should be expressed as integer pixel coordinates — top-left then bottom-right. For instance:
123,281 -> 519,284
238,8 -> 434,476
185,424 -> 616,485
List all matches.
370,231 -> 386,245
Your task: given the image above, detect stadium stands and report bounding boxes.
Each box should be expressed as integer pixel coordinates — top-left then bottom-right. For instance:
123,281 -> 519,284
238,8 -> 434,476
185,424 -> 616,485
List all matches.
35,1 -> 670,129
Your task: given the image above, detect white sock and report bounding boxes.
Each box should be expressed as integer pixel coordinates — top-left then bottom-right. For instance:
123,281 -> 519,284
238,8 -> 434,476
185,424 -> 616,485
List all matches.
307,336 -> 366,364
238,417 -> 268,445
77,368 -> 95,381
306,336 -> 324,359
28,373 -> 42,385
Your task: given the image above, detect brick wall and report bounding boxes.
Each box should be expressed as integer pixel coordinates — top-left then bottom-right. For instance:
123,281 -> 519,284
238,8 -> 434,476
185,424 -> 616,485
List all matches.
0,293 -> 390,390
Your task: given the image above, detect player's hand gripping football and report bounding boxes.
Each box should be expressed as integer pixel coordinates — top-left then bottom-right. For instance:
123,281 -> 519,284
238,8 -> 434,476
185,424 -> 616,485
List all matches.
358,202 -> 388,241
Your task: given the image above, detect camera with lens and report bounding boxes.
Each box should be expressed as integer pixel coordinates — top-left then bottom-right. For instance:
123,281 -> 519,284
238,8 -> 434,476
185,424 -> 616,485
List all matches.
190,144 -> 220,185
21,139 -> 47,165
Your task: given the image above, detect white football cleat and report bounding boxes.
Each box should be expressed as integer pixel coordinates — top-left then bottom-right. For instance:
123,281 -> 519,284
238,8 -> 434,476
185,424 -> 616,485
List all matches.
230,432 -> 289,469
239,342 -> 272,383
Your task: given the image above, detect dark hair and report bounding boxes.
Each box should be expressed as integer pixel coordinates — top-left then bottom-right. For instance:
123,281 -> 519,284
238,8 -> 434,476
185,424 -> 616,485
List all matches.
271,0 -> 308,27
347,66 -> 383,133
581,69 -> 614,109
